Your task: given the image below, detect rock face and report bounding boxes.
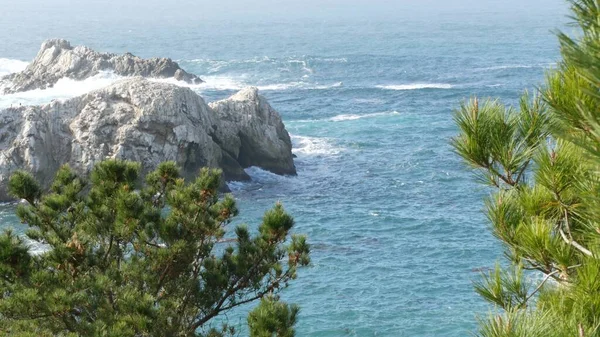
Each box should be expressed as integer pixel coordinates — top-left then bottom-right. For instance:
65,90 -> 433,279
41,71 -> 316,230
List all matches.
209,88 -> 295,176
0,78 -> 296,201
0,39 -> 202,94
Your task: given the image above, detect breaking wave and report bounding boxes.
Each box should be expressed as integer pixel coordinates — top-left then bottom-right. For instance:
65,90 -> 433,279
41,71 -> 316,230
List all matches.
0,58 -> 29,77
0,71 -> 124,109
291,135 -> 343,156
329,111 -> 399,122
152,75 -> 343,92
375,83 -> 453,90
474,63 -> 556,72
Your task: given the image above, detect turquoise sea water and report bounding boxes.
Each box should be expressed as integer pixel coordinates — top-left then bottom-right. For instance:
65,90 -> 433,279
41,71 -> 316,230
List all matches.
0,1 -> 569,335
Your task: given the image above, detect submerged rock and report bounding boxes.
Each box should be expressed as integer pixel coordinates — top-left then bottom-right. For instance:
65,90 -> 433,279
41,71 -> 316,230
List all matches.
0,39 -> 202,94
0,78 -> 295,201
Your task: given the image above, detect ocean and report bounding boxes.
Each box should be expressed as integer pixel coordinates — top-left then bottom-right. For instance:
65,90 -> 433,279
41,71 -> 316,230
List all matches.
0,0 -> 568,335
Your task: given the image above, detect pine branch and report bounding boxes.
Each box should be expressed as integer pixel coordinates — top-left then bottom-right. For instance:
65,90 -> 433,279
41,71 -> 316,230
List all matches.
523,269 -> 561,304
556,202 -> 593,257
559,227 -> 594,257
189,269 -> 292,332
515,161 -> 531,185
523,264 -> 580,304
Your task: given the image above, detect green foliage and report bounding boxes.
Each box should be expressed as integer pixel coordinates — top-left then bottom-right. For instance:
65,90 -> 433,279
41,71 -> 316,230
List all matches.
247,296 -> 299,337
473,264 -> 530,311
0,160 -> 310,337
8,171 -> 41,205
453,1 -> 600,335
452,92 -> 548,188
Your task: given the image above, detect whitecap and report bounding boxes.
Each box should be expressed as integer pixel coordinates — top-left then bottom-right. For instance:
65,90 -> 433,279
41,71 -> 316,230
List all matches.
152,75 -> 296,92
0,71 -> 125,109
190,75 -> 247,90
310,82 -> 343,90
314,57 -> 348,63
478,64 -> 536,71
330,114 -> 362,121
226,166 -> 293,191
474,63 -> 556,72
150,75 -> 246,91
152,76 -> 344,92
245,166 -> 291,182
258,82 -> 303,91
329,110 -> 399,122
291,135 -> 343,156
375,83 -> 453,90
0,58 -> 29,77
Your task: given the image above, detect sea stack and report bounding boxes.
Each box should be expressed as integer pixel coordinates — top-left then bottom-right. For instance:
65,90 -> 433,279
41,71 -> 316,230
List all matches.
0,40 -> 297,201
0,39 -> 202,94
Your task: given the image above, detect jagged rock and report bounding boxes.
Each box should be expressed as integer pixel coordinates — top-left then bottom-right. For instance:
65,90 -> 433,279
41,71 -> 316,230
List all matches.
209,87 -> 296,175
0,78 -> 295,201
0,39 -> 202,94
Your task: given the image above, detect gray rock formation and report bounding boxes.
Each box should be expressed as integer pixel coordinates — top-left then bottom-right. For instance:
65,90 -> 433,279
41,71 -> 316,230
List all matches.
0,78 -> 295,201
0,39 -> 202,94
209,88 -> 295,175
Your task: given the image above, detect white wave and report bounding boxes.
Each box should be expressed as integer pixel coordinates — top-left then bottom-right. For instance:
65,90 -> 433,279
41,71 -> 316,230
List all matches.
189,56 -> 272,65
153,75 -> 343,92
475,63 -> 556,72
191,56 -> 316,74
0,71 -> 124,109
314,57 -> 348,63
311,82 -> 343,90
260,81 -> 342,91
187,57 -> 276,73
192,75 -> 245,90
376,83 -> 453,90
150,75 -> 247,91
482,65 -> 535,71
226,166 -> 292,191
291,135 -> 343,156
258,82 -> 303,91
246,166 -> 291,182
329,110 -> 399,122
0,58 -> 29,77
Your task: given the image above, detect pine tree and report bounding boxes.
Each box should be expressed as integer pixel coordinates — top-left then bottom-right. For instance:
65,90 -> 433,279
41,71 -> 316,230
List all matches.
247,296 -> 299,337
0,160 -> 310,337
453,1 -> 600,336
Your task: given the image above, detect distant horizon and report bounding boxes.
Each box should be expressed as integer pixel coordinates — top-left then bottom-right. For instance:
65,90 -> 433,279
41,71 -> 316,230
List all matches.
2,0 -> 568,21
0,0 -> 570,60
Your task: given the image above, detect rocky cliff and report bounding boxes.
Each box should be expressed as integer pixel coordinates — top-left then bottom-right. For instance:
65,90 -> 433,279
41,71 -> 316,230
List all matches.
0,39 -> 202,94
0,78 -> 295,201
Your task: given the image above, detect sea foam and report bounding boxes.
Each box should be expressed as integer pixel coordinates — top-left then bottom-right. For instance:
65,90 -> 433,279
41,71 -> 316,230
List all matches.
226,166 -> 293,192
329,111 -> 399,122
0,71 -> 124,109
291,135 -> 343,156
0,58 -> 29,77
152,75 -> 343,92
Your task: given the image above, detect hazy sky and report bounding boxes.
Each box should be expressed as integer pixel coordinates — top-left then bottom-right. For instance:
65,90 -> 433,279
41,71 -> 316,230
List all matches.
0,0 -> 570,59
2,0 -> 568,22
